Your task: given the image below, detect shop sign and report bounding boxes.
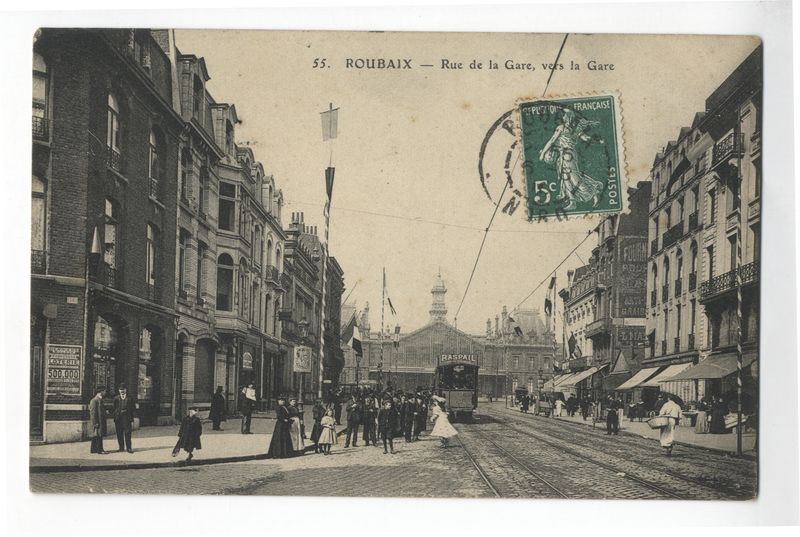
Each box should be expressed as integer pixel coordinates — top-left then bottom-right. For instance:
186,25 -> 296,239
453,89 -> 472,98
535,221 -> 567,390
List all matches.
46,344 -> 82,396
293,346 -> 312,372
242,352 -> 253,370
441,353 -> 476,363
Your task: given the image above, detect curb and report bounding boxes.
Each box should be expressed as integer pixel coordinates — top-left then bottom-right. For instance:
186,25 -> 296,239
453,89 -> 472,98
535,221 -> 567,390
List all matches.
31,425 -> 350,474
546,412 -> 758,461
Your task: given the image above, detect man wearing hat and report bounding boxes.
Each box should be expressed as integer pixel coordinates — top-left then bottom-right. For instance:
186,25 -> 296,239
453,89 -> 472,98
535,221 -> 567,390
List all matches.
344,394 -> 362,448
88,386 -> 107,454
362,395 -> 378,447
209,386 -> 226,431
112,384 -> 135,453
240,382 -> 257,434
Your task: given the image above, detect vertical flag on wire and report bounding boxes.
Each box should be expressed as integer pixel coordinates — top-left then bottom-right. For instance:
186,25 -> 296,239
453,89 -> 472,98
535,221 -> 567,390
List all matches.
544,275 -> 556,316
321,104 -> 339,142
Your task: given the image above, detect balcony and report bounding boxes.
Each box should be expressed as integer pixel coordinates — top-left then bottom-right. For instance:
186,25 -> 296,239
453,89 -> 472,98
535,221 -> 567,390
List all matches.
31,249 -> 47,274
688,211 -> 699,233
108,147 -> 122,171
661,340 -> 667,355
585,317 -> 612,338
689,272 -> 697,292
97,264 -> 117,288
650,238 -> 659,256
650,289 -> 657,308
662,222 -> 684,249
674,336 -> 681,353
688,333 -> 696,350
712,131 -> 745,167
266,265 -> 281,284
699,261 -> 759,302
32,116 -> 49,141
674,278 -> 682,297
662,284 -> 669,302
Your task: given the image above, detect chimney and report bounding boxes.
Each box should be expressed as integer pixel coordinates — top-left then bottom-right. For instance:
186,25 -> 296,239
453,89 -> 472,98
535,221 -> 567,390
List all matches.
486,318 -> 492,337
501,306 -> 508,332
495,315 -> 500,335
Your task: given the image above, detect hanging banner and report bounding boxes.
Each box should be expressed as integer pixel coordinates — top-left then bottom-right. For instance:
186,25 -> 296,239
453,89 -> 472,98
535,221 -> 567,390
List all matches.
293,346 -> 312,373
46,344 -> 82,396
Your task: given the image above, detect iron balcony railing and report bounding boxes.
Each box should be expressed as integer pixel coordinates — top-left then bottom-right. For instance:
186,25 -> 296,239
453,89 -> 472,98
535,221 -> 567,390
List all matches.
689,272 -> 697,291
108,147 -> 122,171
688,211 -> 699,233
699,261 -> 759,301
266,265 -> 281,284
674,278 -> 682,297
662,222 -> 684,249
32,116 -> 49,141
712,131 -> 745,166
31,249 -> 47,274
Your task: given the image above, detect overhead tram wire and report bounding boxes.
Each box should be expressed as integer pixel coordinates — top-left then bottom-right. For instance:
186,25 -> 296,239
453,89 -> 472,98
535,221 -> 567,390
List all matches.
453,33 -> 570,328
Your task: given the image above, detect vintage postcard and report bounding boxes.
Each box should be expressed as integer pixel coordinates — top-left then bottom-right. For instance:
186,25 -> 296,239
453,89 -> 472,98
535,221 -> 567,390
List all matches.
29,29 -> 761,500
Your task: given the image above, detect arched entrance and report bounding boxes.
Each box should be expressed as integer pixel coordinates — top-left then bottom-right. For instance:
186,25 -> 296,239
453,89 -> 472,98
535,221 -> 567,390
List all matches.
91,314 -> 128,395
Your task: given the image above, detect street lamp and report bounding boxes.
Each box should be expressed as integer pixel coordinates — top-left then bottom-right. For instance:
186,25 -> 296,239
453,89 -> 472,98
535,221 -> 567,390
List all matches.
298,317 -> 310,404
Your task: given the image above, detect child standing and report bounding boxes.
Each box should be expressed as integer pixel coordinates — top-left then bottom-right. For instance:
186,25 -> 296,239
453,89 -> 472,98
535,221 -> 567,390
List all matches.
172,407 -> 203,461
317,409 -> 337,455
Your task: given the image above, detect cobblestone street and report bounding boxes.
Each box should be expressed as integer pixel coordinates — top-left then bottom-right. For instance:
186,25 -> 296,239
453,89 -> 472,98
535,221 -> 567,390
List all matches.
30,404 -> 756,499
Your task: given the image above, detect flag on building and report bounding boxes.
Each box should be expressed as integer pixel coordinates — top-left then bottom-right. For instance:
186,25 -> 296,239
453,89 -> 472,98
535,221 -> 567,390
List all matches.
387,297 -> 397,316
321,104 -> 339,141
508,315 -> 524,337
325,166 -> 335,203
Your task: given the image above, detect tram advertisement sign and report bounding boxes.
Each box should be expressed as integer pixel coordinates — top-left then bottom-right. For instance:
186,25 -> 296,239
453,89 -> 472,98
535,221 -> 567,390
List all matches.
46,344 -> 82,396
441,353 -> 476,363
293,346 -> 312,373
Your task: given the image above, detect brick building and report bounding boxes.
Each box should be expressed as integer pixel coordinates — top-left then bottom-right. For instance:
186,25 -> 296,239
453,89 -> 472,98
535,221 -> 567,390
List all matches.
31,29 -> 184,441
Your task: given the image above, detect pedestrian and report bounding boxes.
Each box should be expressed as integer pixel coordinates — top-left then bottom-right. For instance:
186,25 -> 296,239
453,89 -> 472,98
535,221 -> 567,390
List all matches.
392,395 -> 403,438
695,397 -> 710,434
362,395 -> 378,447
317,408 -> 337,455
112,384 -> 135,453
413,395 -> 425,441
554,396 -> 564,417
654,392 -> 667,414
378,400 -> 398,454
172,407 -> 203,461
710,395 -> 729,434
532,394 -> 540,415
209,386 -> 226,431
606,394 -> 621,435
287,397 -> 305,453
240,382 -> 257,434
310,399 -> 325,453
334,390 -> 343,425
89,386 -> 107,454
566,394 -> 577,416
420,393 -> 429,433
401,394 -> 414,442
429,396 -> 458,447
520,394 -> 530,413
344,395 -> 361,447
580,396 -> 590,421
658,394 -> 683,456
267,396 -> 295,458
627,399 -> 637,422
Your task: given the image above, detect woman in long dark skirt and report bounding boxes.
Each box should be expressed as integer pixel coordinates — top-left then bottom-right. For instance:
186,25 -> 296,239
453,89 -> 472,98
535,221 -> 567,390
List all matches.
310,399 -> 325,453
710,395 -> 729,434
267,397 -> 295,458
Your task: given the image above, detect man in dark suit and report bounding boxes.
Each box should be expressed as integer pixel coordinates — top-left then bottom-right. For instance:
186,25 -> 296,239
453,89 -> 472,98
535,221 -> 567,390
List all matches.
344,395 -> 362,447
113,384 -> 135,453
362,396 -> 378,447
89,386 -> 107,454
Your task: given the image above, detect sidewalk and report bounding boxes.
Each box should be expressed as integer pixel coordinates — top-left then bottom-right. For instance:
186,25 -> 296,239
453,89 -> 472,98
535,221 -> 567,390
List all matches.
30,409 -> 347,473
548,410 -> 758,457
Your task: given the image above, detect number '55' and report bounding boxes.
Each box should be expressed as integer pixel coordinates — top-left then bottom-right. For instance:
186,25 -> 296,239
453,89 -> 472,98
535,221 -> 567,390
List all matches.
313,58 -> 327,68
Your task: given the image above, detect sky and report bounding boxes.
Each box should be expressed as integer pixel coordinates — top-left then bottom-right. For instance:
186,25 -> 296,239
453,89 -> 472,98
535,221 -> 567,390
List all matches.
173,30 -> 759,336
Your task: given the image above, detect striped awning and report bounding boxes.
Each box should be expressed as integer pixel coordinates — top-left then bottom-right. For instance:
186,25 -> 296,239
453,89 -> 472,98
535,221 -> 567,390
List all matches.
666,352 -> 757,381
616,367 -> 661,391
640,362 -> 694,387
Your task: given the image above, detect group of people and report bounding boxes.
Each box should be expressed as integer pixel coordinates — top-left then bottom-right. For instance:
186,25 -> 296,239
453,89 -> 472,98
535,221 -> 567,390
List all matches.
87,384 -> 136,455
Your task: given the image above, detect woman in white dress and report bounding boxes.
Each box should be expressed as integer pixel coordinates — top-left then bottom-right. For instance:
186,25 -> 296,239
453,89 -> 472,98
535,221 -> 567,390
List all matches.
554,397 -> 564,417
658,395 -> 683,456
429,396 -> 458,447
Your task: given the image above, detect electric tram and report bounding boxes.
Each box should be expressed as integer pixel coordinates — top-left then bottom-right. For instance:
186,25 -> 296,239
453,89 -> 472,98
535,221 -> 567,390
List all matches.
434,354 -> 479,422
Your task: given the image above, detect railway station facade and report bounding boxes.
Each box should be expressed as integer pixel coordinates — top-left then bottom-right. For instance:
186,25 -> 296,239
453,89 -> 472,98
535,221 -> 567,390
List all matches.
344,273 -> 557,396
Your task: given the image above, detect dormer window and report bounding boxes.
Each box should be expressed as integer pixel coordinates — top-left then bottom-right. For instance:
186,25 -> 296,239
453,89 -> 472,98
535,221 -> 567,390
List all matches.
107,94 -> 121,170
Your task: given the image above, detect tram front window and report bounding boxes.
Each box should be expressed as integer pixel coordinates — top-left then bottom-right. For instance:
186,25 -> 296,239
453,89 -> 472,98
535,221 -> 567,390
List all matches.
442,365 -> 475,390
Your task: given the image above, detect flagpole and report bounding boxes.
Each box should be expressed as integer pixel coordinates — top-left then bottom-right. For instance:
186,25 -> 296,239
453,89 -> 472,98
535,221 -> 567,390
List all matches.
380,267 -> 385,390
318,103 -> 337,400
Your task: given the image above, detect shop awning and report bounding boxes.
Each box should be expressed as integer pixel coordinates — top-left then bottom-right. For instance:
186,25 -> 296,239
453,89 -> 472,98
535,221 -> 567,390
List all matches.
640,362 -> 694,387
560,366 -> 601,388
616,367 -> 661,390
544,373 -> 573,391
666,352 -> 757,381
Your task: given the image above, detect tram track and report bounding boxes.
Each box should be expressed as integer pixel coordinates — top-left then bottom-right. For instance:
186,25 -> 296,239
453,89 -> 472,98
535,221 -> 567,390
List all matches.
454,435 -> 501,498
487,407 -> 754,500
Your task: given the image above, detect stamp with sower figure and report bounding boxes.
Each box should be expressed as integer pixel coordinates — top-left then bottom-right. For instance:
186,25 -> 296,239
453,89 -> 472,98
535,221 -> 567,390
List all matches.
518,93 -> 625,220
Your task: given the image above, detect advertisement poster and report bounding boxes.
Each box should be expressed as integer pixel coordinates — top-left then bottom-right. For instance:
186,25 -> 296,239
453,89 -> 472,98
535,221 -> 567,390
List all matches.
293,346 -> 312,373
46,344 -> 81,396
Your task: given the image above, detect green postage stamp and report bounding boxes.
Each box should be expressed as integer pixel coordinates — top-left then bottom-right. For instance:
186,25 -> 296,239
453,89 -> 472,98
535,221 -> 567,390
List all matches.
518,94 -> 625,220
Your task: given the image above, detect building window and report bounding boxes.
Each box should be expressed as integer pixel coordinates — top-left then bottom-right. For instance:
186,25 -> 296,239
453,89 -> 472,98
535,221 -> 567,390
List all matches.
265,294 -> 272,334
148,128 -> 163,199
32,52 -> 49,139
665,206 -> 671,229
192,76 -> 203,119
266,239 -> 273,267
707,188 -> 717,225
728,235 -> 738,271
751,223 -> 760,261
216,254 -> 234,311
690,242 -> 698,274
178,229 -> 190,296
275,247 -> 282,272
219,182 -> 236,231
146,224 -> 158,287
727,175 -> 741,215
32,176 -> 47,266
103,199 -> 118,271
92,316 -> 119,392
196,242 -> 206,302
226,121 -> 234,155
678,197 -> 685,223
198,162 -> 208,214
753,159 -> 762,199
706,246 -> 715,279
180,148 -> 191,203
107,94 -> 121,170
238,259 -> 249,318
138,327 -> 155,402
